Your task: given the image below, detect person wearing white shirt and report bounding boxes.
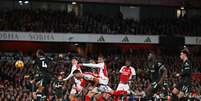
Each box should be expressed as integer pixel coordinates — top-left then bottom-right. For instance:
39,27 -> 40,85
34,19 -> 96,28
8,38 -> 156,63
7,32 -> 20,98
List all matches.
80,56 -> 113,101
63,57 -> 82,101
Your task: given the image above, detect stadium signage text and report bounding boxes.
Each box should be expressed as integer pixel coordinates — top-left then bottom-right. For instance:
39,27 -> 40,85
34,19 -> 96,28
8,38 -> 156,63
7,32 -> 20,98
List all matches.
29,34 -> 55,41
185,36 -> 201,45
0,32 -> 159,44
196,38 -> 201,45
0,32 -> 19,40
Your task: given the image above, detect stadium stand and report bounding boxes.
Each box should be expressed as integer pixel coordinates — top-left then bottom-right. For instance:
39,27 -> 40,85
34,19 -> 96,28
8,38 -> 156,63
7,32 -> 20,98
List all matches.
0,49 -> 201,100
0,9 -> 201,36
0,1 -> 201,100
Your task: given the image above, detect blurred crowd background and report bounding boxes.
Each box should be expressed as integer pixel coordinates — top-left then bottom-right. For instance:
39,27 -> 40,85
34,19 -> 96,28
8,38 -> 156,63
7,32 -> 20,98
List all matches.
0,48 -> 201,100
0,0 -> 201,100
0,9 -> 201,36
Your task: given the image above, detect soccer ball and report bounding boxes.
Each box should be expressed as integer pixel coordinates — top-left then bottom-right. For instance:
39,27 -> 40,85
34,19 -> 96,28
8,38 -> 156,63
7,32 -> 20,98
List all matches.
15,60 -> 24,69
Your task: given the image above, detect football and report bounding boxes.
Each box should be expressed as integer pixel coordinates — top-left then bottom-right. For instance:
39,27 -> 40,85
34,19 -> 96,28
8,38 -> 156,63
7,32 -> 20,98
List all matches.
15,60 -> 24,69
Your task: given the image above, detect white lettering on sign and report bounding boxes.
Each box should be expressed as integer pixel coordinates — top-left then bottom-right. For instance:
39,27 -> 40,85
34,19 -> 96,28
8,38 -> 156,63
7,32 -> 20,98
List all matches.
196,37 -> 201,44
29,34 -> 54,41
0,32 -> 19,40
185,37 -> 201,45
0,32 -> 159,44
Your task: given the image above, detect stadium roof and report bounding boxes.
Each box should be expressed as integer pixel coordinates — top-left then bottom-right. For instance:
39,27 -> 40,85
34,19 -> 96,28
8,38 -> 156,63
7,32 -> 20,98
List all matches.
5,0 -> 201,8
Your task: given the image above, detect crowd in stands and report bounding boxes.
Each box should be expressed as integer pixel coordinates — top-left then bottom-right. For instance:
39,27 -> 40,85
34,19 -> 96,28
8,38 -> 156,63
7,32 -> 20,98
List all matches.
0,48 -> 201,100
0,9 -> 201,36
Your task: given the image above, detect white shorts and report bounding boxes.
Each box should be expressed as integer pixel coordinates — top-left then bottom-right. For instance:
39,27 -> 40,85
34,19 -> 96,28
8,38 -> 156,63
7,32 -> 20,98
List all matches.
99,77 -> 109,85
116,83 -> 130,93
92,85 -> 113,93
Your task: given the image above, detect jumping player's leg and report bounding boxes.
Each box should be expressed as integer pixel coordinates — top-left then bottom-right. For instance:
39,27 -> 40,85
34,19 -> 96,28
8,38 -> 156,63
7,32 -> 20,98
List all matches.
85,85 -> 113,101
96,85 -> 114,101
42,77 -> 51,98
115,83 -> 130,101
69,84 -> 83,101
85,87 -> 98,101
55,89 -> 63,101
34,79 -> 45,101
69,86 -> 78,101
172,82 -> 191,100
145,81 -> 158,96
145,75 -> 166,98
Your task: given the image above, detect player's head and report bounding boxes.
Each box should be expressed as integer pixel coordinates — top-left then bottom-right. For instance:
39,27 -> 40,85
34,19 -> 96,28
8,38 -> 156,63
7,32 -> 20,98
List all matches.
97,56 -> 104,63
73,69 -> 82,79
57,72 -> 65,80
71,57 -> 79,65
36,49 -> 45,57
180,46 -> 189,61
89,59 -> 96,64
125,59 -> 131,66
148,51 -> 156,62
58,53 -> 64,58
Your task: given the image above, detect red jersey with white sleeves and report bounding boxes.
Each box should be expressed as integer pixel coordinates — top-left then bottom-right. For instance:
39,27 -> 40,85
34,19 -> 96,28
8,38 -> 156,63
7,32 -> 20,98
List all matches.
80,72 -> 98,87
119,66 -> 136,83
63,64 -> 82,81
82,63 -> 108,85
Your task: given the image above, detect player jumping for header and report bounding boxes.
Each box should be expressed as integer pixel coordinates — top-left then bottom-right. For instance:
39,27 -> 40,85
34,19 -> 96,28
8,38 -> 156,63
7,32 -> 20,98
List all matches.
145,52 -> 167,100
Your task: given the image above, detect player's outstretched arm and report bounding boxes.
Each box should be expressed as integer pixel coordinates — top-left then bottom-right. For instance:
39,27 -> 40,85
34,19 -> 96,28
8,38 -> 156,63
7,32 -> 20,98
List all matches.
63,66 -> 77,81
81,63 -> 104,69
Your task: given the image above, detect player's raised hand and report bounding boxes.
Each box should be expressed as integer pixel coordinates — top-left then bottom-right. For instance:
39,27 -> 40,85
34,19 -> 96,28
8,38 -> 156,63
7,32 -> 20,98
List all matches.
176,73 -> 180,77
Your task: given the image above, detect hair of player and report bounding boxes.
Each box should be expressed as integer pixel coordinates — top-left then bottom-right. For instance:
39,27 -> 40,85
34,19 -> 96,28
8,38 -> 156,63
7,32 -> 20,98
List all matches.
149,51 -> 156,61
181,47 -> 190,57
36,49 -> 45,57
71,56 -> 79,61
73,69 -> 81,74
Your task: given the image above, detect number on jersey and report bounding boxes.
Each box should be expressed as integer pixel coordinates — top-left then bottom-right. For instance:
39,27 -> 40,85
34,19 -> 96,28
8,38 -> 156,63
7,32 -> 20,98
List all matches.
42,61 -> 48,68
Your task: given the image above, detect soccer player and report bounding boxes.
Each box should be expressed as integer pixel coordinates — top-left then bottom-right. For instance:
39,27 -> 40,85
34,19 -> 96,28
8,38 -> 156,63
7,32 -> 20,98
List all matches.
73,69 -> 110,101
116,59 -> 136,93
114,59 -> 136,101
80,56 -> 113,101
52,72 -> 65,101
63,57 -> 82,101
73,70 -> 99,88
33,49 -> 53,101
145,52 -> 167,100
172,47 -> 192,100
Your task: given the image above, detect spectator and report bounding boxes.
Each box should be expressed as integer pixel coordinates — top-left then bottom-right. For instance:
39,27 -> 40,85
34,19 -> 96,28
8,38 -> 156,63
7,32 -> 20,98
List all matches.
0,49 -> 201,100
0,9 -> 201,35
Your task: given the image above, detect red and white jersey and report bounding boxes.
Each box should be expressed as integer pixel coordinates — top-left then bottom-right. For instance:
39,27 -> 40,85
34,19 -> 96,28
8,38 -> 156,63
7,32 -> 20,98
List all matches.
83,62 -> 108,79
119,66 -> 136,83
82,62 -> 108,84
83,72 -> 97,80
63,64 -> 82,81
79,72 -> 98,87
